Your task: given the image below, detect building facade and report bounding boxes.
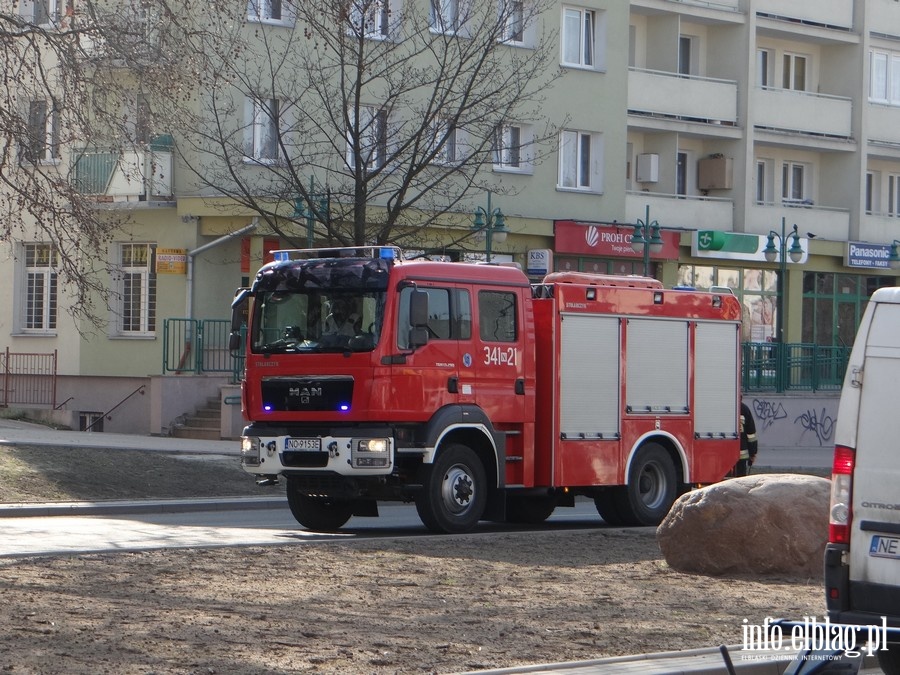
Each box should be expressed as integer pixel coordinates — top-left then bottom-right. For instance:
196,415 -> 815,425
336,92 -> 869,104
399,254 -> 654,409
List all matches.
2,0 -> 899,435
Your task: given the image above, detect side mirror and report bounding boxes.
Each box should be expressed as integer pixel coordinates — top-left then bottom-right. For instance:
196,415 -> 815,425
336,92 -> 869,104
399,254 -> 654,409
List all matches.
408,289 -> 429,349
230,288 -> 250,352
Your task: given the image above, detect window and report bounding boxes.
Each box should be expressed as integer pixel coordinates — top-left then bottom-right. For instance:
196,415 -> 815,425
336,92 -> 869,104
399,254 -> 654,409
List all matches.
558,129 -> 599,190
678,36 -> 694,76
866,171 -> 879,215
247,0 -> 287,23
756,159 -> 773,204
347,106 -> 388,171
889,174 -> 900,216
782,162 -> 806,202
676,151 -> 687,196
428,119 -> 458,164
116,243 -> 156,335
430,0 -> 461,33
20,243 -> 57,333
23,100 -> 59,164
493,123 -> 532,172
396,287 -> 471,349
870,50 -> 900,105
245,96 -> 280,163
757,48 -> 772,87
479,291 -> 517,342
348,0 -> 391,38
562,7 -> 594,68
782,53 -> 806,91
23,0 -> 69,25
502,0 -> 524,44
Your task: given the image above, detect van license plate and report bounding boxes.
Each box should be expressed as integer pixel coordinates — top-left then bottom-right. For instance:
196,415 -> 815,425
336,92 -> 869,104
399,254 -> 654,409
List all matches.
869,535 -> 900,559
285,438 -> 321,451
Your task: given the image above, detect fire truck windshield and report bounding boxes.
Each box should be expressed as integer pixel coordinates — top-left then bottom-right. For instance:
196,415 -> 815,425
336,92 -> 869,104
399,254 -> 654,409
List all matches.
251,288 -> 385,353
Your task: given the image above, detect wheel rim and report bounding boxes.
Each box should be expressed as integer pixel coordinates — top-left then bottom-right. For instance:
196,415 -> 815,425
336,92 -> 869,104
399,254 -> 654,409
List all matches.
441,463 -> 476,515
638,462 -> 667,510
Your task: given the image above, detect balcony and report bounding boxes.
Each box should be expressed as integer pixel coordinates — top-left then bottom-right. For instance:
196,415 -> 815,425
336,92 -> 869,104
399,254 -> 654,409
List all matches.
73,138 -> 173,202
746,203 -> 850,241
754,0 -> 854,31
867,104 -> 900,149
753,88 -> 852,142
625,191 -> 734,231
628,69 -> 738,130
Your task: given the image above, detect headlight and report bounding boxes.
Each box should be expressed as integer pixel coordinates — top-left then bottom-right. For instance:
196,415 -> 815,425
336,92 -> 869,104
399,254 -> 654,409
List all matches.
241,436 -> 261,466
352,438 -> 391,468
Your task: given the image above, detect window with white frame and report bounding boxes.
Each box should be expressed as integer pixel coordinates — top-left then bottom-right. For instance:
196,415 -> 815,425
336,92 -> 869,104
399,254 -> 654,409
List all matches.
22,0 -> 68,25
558,129 -> 601,191
870,50 -> 900,105
115,243 -> 156,335
430,0 -> 462,33
20,243 -> 57,333
757,48 -> 773,88
493,123 -> 532,172
561,7 -> 598,69
866,171 -> 879,215
889,174 -> 900,216
428,118 -> 458,165
245,96 -> 280,163
782,162 -> 807,202
782,53 -> 806,91
347,106 -> 388,171
501,0 -> 525,44
247,0 -> 289,23
756,159 -> 774,204
23,100 -> 59,164
348,0 -> 391,38
678,36 -> 694,76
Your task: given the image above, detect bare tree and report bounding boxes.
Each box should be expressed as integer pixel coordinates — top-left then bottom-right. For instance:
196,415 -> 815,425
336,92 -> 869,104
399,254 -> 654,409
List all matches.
160,0 -> 561,248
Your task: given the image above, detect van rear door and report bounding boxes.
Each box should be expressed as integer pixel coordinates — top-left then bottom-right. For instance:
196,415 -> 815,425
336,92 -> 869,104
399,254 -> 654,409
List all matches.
848,296 -> 900,604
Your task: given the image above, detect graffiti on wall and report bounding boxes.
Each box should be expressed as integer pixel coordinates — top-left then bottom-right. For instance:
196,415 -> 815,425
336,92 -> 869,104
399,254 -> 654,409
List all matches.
751,397 -> 838,449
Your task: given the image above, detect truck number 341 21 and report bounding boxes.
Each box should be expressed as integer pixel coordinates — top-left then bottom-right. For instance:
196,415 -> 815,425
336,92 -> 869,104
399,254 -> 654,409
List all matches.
484,346 -> 518,367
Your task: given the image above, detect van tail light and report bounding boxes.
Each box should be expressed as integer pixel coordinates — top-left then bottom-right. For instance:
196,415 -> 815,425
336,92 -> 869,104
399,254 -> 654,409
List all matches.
829,444 -> 855,544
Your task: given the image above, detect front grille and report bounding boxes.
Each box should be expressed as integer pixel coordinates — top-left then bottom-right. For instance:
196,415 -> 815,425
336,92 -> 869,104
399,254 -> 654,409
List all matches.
261,376 -> 354,412
280,451 -> 329,468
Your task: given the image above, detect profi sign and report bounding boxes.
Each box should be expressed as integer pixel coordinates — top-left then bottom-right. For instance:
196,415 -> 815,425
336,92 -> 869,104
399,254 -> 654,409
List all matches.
554,221 -> 680,259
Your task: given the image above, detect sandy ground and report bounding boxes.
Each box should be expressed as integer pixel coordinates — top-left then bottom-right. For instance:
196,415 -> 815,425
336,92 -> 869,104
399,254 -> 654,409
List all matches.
0,444 -> 826,674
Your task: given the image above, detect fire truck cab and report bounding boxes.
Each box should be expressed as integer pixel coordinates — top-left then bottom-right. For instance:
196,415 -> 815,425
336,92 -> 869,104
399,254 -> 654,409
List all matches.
232,247 -> 742,534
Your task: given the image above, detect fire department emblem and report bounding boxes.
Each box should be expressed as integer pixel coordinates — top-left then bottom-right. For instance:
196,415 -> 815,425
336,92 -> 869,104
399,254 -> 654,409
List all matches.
463,353 -> 472,368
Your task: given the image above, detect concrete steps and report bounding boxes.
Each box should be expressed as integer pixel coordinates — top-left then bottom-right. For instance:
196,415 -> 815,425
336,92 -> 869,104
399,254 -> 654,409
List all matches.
171,397 -> 223,440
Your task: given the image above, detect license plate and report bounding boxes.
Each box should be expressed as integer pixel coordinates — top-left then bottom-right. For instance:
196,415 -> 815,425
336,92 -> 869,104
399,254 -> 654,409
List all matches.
869,535 -> 900,559
284,438 -> 321,451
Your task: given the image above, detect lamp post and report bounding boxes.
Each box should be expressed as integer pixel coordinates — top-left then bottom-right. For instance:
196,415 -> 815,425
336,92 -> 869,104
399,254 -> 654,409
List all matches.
630,205 -> 664,277
293,176 -> 329,248
472,191 -> 508,262
889,240 -> 900,269
762,217 -> 804,392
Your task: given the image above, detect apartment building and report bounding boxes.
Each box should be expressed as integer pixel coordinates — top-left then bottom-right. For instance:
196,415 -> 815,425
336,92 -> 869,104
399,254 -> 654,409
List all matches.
3,0 -> 900,434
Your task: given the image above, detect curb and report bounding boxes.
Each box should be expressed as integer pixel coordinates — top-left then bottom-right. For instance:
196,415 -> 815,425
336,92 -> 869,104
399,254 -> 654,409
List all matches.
0,496 -> 285,518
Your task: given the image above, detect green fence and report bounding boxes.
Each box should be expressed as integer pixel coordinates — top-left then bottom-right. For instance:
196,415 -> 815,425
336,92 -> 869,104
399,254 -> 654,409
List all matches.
741,342 -> 850,393
163,319 -> 242,383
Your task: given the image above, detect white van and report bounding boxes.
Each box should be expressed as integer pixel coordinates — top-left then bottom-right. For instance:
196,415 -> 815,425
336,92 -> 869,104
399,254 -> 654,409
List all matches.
827,286 -> 900,674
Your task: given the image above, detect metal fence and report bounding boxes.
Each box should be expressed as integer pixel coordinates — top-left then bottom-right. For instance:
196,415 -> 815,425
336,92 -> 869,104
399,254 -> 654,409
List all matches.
163,319 -> 241,382
0,348 -> 57,407
742,342 -> 850,393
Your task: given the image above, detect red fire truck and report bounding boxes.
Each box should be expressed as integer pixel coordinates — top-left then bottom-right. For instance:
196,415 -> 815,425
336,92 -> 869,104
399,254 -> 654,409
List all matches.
231,246 -> 742,533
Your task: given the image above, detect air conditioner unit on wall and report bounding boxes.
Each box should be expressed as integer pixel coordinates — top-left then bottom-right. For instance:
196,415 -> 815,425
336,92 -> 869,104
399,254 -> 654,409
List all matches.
698,156 -> 734,190
636,153 -> 659,183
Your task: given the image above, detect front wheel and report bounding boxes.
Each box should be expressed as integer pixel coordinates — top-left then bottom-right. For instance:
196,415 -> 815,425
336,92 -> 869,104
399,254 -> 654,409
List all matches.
286,481 -> 354,531
416,444 -> 487,534
614,443 -> 677,526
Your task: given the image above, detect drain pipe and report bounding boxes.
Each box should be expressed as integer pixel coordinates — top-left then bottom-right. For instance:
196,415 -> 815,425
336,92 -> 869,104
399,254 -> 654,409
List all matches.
186,218 -> 259,320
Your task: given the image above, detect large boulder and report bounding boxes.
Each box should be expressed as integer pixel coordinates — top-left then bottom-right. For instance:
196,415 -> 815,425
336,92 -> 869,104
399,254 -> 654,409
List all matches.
656,474 -> 830,577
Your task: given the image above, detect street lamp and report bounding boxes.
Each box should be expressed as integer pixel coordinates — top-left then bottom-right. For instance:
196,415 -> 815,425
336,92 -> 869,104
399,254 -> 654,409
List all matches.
889,240 -> 900,269
631,205 -> 664,276
762,217 -> 804,392
293,176 -> 330,248
472,191 -> 508,262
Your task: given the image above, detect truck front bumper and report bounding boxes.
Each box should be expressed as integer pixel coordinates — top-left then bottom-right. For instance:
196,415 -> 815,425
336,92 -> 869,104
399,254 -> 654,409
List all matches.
240,432 -> 394,477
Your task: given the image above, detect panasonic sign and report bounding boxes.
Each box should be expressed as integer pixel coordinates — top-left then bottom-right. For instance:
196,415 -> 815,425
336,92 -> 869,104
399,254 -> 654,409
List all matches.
846,242 -> 892,269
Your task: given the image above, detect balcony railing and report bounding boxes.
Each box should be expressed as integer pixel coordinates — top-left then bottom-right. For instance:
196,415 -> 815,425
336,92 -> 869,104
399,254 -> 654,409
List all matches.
72,136 -> 173,201
742,342 -> 850,393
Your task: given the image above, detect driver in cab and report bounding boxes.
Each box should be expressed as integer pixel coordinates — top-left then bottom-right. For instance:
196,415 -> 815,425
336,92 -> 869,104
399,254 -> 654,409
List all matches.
324,297 -> 361,337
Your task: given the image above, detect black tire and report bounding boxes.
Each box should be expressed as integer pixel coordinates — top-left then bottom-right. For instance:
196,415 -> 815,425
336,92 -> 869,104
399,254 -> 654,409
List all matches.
878,644 -> 900,675
614,443 -> 677,526
593,489 -> 627,526
416,444 -> 487,534
286,481 -> 353,531
506,495 -> 556,524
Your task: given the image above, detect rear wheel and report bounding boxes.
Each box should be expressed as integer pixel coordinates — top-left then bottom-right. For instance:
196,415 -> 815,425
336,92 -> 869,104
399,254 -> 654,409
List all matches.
506,495 -> 557,524
614,443 -> 677,526
416,444 -> 487,534
286,480 -> 354,531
